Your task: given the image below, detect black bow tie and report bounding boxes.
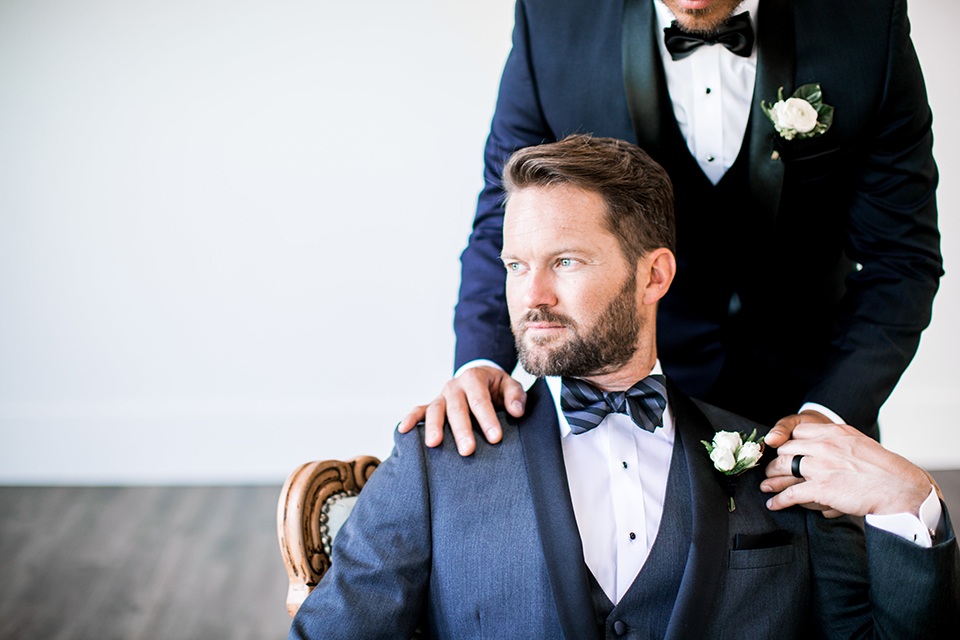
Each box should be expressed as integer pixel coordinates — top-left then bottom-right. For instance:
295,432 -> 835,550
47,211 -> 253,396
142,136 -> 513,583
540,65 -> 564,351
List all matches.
560,375 -> 667,435
663,12 -> 754,61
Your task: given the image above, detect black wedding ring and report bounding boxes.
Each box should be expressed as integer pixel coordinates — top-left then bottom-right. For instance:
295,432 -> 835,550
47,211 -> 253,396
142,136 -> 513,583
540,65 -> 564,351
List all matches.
791,454 -> 805,479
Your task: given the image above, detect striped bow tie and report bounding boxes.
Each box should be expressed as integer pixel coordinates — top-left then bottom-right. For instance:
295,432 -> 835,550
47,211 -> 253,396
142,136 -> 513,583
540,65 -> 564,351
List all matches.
560,375 -> 667,434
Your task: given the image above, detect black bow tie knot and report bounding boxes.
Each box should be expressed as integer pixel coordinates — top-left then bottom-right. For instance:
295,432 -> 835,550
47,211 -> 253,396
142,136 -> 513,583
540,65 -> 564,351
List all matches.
561,375 -> 667,434
663,12 -> 754,61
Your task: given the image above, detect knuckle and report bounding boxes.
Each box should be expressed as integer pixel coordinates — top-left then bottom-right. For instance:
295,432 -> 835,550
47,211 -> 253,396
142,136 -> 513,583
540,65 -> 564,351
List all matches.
466,392 -> 490,407
463,368 -> 484,383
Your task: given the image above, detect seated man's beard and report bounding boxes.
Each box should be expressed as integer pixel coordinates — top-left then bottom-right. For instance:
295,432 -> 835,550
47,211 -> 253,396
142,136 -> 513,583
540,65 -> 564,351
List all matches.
513,272 -> 642,378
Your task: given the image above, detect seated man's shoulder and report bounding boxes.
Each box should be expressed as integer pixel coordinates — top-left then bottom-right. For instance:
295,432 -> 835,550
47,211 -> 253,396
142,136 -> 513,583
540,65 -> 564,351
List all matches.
399,411 -> 521,458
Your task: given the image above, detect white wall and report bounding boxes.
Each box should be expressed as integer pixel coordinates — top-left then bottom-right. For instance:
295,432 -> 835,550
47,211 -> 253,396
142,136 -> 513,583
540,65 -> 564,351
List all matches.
879,0 -> 960,468
0,0 -> 957,484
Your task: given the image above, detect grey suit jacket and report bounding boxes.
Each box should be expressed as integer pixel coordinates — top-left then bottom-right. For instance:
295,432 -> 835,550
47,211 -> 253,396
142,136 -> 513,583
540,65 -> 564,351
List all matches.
289,379 -> 959,639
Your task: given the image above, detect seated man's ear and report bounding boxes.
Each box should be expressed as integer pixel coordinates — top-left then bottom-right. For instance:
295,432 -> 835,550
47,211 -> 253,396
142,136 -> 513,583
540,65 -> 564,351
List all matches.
640,248 -> 677,306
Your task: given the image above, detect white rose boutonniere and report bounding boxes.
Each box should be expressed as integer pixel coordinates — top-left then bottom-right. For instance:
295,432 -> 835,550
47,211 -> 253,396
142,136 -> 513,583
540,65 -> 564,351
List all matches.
702,429 -> 765,511
761,84 -> 834,146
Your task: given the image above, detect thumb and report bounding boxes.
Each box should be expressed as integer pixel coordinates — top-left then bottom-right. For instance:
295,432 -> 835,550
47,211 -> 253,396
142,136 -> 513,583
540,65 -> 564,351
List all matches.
765,414 -> 801,448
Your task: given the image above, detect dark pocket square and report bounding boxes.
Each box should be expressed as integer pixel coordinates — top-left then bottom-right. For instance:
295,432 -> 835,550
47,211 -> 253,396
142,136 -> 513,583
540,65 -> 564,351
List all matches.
729,531 -> 795,570
734,530 -> 793,550
728,544 -> 794,569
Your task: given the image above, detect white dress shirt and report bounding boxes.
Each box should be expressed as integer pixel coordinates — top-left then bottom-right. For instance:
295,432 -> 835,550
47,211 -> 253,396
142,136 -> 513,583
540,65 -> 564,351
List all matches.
653,0 -> 759,185
546,363 -> 673,604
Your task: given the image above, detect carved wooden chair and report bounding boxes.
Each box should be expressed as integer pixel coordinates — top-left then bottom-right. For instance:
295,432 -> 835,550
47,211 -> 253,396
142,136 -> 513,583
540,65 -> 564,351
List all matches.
277,456 -> 381,618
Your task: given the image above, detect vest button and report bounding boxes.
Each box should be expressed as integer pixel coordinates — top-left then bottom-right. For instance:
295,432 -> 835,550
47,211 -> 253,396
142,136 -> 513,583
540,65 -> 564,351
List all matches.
613,620 -> 628,636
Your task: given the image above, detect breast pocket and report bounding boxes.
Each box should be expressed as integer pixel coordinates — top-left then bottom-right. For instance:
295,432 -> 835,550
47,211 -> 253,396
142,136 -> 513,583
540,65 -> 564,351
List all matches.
728,544 -> 794,569
780,143 -> 858,186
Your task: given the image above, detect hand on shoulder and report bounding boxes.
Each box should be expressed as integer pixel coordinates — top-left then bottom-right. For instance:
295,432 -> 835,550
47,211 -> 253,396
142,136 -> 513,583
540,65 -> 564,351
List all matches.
397,366 -> 526,456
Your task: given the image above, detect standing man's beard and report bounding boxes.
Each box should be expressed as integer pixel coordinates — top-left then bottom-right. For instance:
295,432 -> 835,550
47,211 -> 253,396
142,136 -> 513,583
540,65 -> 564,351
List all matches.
660,0 -> 746,35
513,271 -> 642,378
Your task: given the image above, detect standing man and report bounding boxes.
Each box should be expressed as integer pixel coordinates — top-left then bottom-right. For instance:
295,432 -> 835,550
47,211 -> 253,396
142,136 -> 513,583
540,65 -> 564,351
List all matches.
401,0 -> 942,455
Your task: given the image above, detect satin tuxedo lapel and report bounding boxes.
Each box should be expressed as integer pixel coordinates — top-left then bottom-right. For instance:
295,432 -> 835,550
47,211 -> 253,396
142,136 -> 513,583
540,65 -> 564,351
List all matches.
748,0 -> 795,223
518,379 -> 602,640
621,0 -> 663,156
663,378 -> 729,640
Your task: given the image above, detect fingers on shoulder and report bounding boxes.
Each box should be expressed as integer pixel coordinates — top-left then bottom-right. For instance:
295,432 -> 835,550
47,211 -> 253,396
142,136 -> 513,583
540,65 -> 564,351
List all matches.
423,398 -> 448,447
398,404 -> 429,433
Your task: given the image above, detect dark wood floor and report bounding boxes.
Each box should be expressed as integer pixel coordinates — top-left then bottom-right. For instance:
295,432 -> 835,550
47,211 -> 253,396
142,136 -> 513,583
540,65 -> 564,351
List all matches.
0,486 -> 292,640
2,472 -> 959,639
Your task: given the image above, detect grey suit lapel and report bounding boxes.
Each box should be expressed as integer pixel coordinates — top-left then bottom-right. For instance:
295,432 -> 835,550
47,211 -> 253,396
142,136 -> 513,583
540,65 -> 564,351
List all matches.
517,379 -> 602,640
747,0 -> 795,223
663,378 -> 729,640
622,0 -> 663,154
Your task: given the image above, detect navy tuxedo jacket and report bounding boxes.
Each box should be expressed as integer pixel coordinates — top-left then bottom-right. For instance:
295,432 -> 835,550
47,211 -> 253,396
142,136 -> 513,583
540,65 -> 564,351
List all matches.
454,0 -> 942,430
289,379 -> 959,639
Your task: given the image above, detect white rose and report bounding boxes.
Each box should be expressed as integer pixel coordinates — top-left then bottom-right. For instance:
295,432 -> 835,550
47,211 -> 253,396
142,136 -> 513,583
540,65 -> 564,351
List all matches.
736,441 -> 762,466
710,446 -> 737,472
772,98 -> 819,134
712,431 -> 742,452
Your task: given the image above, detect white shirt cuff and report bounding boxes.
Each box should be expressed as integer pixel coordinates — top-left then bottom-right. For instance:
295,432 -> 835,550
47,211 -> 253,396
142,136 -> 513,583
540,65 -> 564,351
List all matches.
865,486 -> 942,548
799,402 -> 845,425
454,359 -> 505,378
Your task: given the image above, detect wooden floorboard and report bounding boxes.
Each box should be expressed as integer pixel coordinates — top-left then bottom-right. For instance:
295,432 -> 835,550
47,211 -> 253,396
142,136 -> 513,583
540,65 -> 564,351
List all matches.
1,474 -> 959,639
0,486 -> 292,640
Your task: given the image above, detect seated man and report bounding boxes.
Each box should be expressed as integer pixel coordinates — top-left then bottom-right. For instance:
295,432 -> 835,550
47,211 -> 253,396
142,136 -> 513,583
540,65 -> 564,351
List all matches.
289,136 -> 958,639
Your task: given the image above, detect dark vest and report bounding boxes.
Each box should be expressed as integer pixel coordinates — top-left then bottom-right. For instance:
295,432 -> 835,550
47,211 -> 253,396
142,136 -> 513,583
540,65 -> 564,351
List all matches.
654,97 -> 755,400
587,431 -> 694,639
648,86 -> 814,423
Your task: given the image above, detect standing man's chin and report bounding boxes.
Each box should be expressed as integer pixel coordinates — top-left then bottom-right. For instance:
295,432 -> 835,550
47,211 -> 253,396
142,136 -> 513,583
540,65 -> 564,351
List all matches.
664,0 -> 746,34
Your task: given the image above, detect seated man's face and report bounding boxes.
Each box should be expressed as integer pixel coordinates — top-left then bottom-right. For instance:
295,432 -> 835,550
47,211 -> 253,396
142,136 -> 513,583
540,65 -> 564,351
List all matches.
501,184 -> 644,378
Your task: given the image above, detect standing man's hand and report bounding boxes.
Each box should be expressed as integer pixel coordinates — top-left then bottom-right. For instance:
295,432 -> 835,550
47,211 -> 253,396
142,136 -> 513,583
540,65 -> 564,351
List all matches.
761,422 -> 933,518
763,409 -> 838,515
764,409 -> 833,448
397,366 -> 526,456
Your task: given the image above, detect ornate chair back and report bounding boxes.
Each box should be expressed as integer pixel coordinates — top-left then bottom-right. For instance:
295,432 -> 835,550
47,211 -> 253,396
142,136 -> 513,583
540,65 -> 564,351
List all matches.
276,456 -> 380,617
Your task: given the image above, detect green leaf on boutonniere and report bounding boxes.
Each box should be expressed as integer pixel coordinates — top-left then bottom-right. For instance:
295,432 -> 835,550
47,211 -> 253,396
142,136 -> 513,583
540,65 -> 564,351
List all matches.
793,83 -> 821,104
